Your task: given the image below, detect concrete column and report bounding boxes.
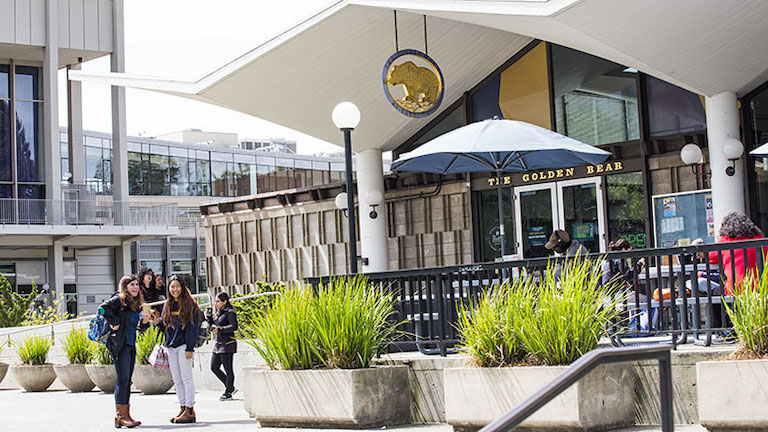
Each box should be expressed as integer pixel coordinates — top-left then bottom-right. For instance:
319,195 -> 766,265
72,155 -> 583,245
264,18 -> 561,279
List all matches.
356,149 -> 389,273
705,91 -> 746,229
115,240 -> 131,279
43,0 -> 61,202
111,0 -> 129,204
67,63 -> 85,186
47,242 -> 64,314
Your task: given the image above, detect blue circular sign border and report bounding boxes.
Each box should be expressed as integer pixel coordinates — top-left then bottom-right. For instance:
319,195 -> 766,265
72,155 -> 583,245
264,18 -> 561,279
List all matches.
382,49 -> 445,119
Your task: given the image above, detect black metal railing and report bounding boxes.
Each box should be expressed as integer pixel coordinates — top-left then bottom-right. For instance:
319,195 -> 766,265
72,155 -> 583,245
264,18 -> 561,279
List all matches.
478,345 -> 674,432
306,238 -> 768,354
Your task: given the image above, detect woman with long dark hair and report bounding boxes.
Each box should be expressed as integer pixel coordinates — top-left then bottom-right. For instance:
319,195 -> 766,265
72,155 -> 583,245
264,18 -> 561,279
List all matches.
153,275 -> 201,424
99,275 -> 150,428
208,292 -> 238,400
137,267 -> 162,304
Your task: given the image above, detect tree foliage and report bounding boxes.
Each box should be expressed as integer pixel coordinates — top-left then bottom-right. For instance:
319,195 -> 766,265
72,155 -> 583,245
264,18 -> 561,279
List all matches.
0,273 -> 38,328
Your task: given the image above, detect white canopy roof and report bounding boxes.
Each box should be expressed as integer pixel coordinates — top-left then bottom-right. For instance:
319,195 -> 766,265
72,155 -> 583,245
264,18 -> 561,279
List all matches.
70,0 -> 768,152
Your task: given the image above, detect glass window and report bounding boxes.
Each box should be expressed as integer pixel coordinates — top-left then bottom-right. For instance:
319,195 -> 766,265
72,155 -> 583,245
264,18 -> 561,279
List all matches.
15,66 -> 40,100
471,76 -> 503,122
295,168 -> 310,189
0,99 -> 10,181
750,86 -> 768,232
171,260 -> 195,293
413,103 -> 466,149
551,44 -> 639,146
274,166 -> 293,190
149,154 -> 169,195
211,160 -> 232,197
169,149 -> 189,196
645,75 -> 706,138
606,172 -> 648,248
477,189 -> 515,262
0,65 -> 8,98
256,164 -> 273,193
15,101 -> 43,183
311,168 -> 326,186
235,162 -> 252,196
128,151 -> 144,195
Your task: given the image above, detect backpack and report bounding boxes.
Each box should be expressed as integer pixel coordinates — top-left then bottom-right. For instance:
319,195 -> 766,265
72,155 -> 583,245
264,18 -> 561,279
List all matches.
87,313 -> 111,344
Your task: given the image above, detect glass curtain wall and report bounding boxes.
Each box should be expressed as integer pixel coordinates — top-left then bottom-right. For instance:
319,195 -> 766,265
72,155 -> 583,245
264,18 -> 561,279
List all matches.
749,86 -> 768,231
0,65 -> 11,197
15,66 -> 44,199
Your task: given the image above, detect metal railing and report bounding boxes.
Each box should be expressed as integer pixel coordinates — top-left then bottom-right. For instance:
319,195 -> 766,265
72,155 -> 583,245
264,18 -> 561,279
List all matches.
307,238 -> 768,354
0,198 -> 178,227
478,345 -> 673,432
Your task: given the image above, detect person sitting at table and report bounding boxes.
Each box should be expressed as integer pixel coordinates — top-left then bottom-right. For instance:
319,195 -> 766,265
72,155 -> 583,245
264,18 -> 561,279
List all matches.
707,212 -> 767,296
687,238 -> 723,296
545,229 -> 589,281
602,238 -> 652,332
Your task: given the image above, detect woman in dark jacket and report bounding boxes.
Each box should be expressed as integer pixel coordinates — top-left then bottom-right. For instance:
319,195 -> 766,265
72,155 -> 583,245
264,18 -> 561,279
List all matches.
137,267 -> 163,305
208,292 -> 238,400
99,275 -> 150,428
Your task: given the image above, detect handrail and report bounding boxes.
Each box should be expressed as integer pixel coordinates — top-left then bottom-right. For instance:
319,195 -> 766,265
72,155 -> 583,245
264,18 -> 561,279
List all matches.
478,345 -> 674,432
229,291 -> 282,303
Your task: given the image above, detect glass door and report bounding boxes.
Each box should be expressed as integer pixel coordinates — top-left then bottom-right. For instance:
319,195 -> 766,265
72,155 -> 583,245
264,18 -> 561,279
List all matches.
557,177 -> 606,254
514,184 -> 557,258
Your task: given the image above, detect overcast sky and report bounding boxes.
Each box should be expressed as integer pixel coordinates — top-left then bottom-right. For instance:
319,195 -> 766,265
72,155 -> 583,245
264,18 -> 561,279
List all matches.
58,0 -> 342,154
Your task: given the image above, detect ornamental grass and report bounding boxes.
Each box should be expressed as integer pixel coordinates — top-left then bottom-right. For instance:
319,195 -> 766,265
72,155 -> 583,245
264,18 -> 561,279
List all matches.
244,276 -> 400,370
92,341 -> 113,365
62,327 -> 94,365
136,325 -> 164,365
726,265 -> 768,356
15,335 -> 52,365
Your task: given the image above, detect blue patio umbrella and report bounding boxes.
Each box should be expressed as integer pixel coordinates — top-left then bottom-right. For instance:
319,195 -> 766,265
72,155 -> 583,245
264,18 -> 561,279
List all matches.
391,118 -> 611,258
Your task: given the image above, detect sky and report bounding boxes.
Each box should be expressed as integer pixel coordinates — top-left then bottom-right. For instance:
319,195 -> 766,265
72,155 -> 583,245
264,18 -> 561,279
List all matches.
57,0 -> 342,155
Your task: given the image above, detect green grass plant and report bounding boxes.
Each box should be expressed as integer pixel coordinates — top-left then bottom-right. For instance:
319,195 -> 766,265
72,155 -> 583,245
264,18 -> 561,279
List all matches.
516,258 -> 622,365
243,287 -> 318,370
232,281 -> 285,339
726,266 -> 768,356
62,327 -> 94,364
92,341 -> 113,365
14,335 -> 53,365
456,279 -> 533,367
136,325 -> 164,365
310,277 -> 400,369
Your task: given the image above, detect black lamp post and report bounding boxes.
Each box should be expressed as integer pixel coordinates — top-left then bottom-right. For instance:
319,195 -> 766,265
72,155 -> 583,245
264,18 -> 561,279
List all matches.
332,102 -> 361,274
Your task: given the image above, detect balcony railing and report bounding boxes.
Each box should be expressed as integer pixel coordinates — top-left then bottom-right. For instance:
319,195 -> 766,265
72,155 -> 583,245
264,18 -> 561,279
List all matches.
0,198 -> 178,227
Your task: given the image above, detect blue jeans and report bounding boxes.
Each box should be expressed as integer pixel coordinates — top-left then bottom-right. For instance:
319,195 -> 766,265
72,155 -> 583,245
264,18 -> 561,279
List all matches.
113,343 -> 136,404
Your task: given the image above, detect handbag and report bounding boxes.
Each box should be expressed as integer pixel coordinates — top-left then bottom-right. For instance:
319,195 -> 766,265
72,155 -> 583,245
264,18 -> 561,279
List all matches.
148,344 -> 170,370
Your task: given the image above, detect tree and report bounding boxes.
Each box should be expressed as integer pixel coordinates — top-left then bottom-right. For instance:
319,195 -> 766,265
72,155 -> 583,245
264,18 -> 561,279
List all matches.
0,273 -> 38,328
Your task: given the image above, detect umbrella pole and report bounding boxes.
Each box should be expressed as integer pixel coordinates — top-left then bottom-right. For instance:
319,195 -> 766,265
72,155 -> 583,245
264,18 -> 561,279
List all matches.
496,170 -> 506,258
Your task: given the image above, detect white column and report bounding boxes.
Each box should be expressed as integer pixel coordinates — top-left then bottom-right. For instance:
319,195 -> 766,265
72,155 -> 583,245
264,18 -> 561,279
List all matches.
67,63 -> 85,185
111,0 -> 128,203
705,91 -> 746,230
47,242 -> 64,314
115,240 -> 132,279
356,149 -> 389,273
43,0 -> 61,202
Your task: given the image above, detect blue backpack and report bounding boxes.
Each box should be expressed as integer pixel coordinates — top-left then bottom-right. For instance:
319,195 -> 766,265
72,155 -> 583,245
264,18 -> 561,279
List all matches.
88,313 -> 111,344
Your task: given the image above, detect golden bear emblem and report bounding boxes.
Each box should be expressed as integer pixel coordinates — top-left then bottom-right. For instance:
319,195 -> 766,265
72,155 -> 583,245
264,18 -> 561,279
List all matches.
387,61 -> 440,110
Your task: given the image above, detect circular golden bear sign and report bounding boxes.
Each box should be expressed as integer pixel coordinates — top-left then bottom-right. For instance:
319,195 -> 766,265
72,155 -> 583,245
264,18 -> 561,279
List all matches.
382,49 -> 445,118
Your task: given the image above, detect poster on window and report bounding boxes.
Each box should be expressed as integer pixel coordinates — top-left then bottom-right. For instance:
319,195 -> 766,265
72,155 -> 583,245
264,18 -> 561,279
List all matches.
572,223 -> 595,241
663,197 -> 677,217
528,226 -> 547,246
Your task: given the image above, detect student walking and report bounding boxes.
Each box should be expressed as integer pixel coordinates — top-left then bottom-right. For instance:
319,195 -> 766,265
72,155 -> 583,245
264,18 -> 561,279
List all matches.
99,275 -> 150,428
207,292 -> 238,400
154,275 -> 201,424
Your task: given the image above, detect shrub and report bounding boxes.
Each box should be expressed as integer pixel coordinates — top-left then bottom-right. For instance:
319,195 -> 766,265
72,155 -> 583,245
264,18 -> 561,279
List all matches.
456,279 -> 533,367
243,287 -> 318,370
516,258 -> 622,365
15,335 -> 53,365
310,277 -> 400,369
726,266 -> 768,356
92,342 -> 113,365
136,326 -> 164,365
62,327 -> 94,365
0,273 -> 38,328
23,293 -> 73,326
232,281 -> 285,339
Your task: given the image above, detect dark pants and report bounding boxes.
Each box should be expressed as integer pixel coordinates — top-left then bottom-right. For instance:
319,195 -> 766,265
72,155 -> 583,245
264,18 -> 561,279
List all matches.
113,343 -> 136,405
210,352 -> 235,393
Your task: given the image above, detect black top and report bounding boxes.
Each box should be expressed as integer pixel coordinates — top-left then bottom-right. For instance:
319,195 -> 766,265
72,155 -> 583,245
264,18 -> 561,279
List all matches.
208,305 -> 238,354
98,294 -> 145,358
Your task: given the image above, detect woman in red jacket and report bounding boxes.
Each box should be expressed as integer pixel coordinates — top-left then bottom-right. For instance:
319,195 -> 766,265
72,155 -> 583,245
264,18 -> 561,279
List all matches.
709,212 -> 767,295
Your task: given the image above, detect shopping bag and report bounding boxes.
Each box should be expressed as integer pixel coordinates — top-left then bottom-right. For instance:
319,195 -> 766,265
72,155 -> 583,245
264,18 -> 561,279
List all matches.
148,344 -> 169,370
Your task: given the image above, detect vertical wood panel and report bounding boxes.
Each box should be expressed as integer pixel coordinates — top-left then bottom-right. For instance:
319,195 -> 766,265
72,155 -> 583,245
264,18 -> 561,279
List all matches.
68,0 -> 84,49
14,0 -> 31,44
0,0 -> 15,43
82,0 -> 98,50
97,0 -> 111,51
29,0 -> 45,45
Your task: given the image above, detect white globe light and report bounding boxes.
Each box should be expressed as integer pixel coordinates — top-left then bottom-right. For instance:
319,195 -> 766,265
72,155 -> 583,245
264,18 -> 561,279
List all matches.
335,192 -> 348,210
365,190 -> 383,205
332,102 -> 361,130
723,138 -> 744,160
680,143 -> 703,165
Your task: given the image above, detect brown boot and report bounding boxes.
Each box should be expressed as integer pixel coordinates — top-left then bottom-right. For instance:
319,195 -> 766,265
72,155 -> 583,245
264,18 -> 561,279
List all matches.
170,405 -> 184,423
174,406 -> 196,424
114,404 -> 139,428
125,404 -> 141,427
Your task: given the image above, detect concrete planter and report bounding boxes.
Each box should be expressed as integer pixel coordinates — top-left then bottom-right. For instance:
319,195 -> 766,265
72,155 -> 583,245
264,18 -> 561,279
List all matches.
445,363 -> 635,431
698,359 -> 768,430
13,364 -> 57,392
0,363 -> 8,385
85,364 -> 117,393
54,364 -> 95,392
132,365 -> 173,394
244,365 -> 410,428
